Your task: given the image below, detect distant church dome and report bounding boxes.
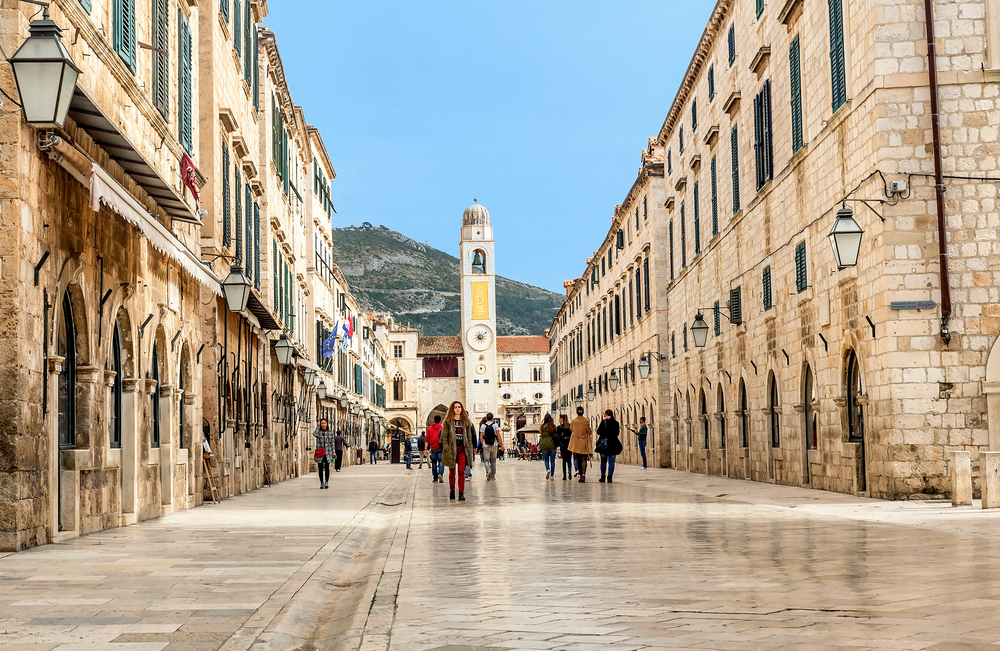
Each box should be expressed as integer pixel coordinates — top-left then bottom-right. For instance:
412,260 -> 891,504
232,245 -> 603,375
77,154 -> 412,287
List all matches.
462,198 -> 490,227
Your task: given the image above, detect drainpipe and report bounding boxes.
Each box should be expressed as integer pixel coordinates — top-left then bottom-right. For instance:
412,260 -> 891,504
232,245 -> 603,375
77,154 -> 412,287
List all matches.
924,0 -> 952,344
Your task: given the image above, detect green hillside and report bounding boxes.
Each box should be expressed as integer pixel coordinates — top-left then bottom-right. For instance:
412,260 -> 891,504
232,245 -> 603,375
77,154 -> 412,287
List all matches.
330,224 -> 562,336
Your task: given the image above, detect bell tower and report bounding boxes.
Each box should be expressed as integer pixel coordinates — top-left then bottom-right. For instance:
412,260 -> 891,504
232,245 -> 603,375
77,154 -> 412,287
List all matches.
459,199 -> 498,418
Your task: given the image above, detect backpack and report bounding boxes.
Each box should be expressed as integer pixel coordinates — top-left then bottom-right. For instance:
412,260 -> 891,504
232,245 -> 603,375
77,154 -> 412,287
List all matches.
483,423 -> 497,446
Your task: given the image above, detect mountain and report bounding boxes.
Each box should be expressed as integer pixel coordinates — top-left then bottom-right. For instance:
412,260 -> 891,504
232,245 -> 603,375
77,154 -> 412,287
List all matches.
330,223 -> 563,337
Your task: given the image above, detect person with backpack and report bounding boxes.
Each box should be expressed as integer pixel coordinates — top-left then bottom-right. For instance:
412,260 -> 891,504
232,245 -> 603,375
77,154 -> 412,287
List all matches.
538,413 -> 558,480
426,416 -> 444,483
480,411 -> 500,481
556,414 -> 573,480
596,409 -> 624,482
403,434 -> 413,470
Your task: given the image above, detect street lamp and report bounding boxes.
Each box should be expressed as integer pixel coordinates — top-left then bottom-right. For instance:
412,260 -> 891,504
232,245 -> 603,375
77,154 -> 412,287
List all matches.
829,205 -> 864,268
317,379 -> 327,400
586,383 -> 596,402
274,334 -> 294,365
221,265 -> 252,313
339,395 -> 348,408
9,5 -> 81,129
609,369 -> 620,392
303,367 -> 316,387
691,312 -> 710,348
638,355 -> 651,379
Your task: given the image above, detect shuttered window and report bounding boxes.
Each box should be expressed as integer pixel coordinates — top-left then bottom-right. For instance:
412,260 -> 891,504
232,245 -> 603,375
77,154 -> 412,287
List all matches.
728,24 -> 736,66
79,0 -> 92,14
151,0 -> 169,118
635,269 -> 642,319
234,168 -> 243,264
679,125 -> 684,153
730,287 -> 743,325
680,201 -> 687,267
113,0 -> 137,72
220,0 -> 229,23
177,10 -> 193,154
756,0 -> 764,18
708,65 -> 715,101
795,242 -> 808,291
731,125 -> 741,214
222,140 -> 231,247
355,365 -> 363,394
710,157 -> 718,236
253,203 -> 260,290
691,100 -> 698,132
669,219 -> 675,279
829,0 -> 847,111
245,184 -> 253,278
790,36 -> 804,152
693,181 -> 701,254
233,0 -> 242,56
763,266 -> 773,310
252,25 -> 259,110
672,333 -> 676,357
714,301 -> 721,336
684,324 -> 688,351
272,240 -> 279,309
753,80 -> 774,190
667,149 -> 672,174
643,258 -> 650,311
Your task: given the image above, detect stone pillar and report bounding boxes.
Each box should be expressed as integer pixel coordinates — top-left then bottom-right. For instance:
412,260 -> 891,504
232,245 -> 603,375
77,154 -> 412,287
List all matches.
980,452 -> 1000,509
951,450 -> 973,506
121,378 -> 140,522
46,355 -> 65,540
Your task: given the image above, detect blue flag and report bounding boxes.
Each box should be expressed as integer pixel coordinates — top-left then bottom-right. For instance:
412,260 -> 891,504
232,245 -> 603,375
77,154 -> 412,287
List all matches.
322,331 -> 338,358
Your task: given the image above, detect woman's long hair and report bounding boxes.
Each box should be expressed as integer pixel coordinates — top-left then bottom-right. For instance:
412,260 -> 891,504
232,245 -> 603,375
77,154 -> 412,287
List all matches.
542,413 -> 554,428
444,400 -> 474,435
604,409 -> 616,421
559,414 -> 569,427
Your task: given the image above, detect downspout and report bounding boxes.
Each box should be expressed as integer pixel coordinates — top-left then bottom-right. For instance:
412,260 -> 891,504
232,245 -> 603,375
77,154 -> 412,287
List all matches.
925,0 -> 952,344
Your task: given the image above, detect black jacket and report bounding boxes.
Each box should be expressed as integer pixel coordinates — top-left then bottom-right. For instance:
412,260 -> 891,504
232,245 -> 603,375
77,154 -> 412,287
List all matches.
596,419 -> 624,456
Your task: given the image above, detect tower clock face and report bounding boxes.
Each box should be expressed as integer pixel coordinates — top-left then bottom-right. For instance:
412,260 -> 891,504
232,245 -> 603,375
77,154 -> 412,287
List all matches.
466,325 -> 494,351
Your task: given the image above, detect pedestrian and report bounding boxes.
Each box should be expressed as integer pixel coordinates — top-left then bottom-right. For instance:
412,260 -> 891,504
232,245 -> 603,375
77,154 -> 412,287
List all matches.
368,438 -> 378,464
479,411 -> 500,481
597,409 -> 624,483
538,413 -> 558,480
568,406 -> 594,482
404,434 -> 413,470
442,400 -> 475,501
333,429 -> 346,472
631,417 -> 649,469
418,431 -> 427,469
426,416 -> 444,483
556,414 -> 573,480
313,418 -> 335,489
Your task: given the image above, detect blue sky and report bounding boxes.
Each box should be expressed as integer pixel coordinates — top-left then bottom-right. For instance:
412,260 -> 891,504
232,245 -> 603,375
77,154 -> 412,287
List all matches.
266,2 -> 715,294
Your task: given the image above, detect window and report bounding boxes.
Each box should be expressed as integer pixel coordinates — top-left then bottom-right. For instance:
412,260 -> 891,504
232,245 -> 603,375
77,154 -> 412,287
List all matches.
740,380 -> 749,447
728,24 -> 736,66
667,149 -> 672,174
671,333 -> 676,357
691,99 -> 698,132
713,301 -> 721,336
680,201 -> 687,267
113,0 -> 137,72
718,386 -> 726,450
245,184 -> 253,280
393,344 -> 403,358
110,325 -> 122,449
472,250 -> 486,274
804,365 -> 817,450
635,268 -> 642,319
151,0 -> 169,118
683,324 -> 688,351
177,10 -> 193,154
693,182 -> 701,254
234,167 -> 243,263
763,266 -> 773,310
790,36 -> 804,152
731,126 -> 741,213
643,258 -> 650,311
243,0 -> 252,85
795,241 -> 808,291
846,350 -> 864,442
393,373 -> 404,401
669,219 -> 675,279
708,65 -> 715,101
253,203 -> 260,289
711,157 -> 718,236
220,0 -> 229,23
679,125 -> 685,154
635,206 -> 639,231
79,0 -> 92,14
532,367 -> 544,382
222,140 -> 231,247
151,343 -> 160,448
629,279 -> 634,326
754,80 -> 774,190
829,0 -> 847,112
730,287 -> 743,325
769,373 -> 780,448
614,295 -> 621,336
700,390 -> 709,449
756,0 -> 764,18
643,195 -> 648,220
500,367 -> 512,383
57,293 -> 76,449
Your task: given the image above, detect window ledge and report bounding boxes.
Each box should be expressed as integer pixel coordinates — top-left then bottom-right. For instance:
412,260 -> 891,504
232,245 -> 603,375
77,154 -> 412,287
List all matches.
797,286 -> 813,304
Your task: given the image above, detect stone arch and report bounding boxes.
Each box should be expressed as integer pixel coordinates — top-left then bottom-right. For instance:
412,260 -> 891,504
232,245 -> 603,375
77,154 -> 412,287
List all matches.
425,404 -> 448,427
471,248 -> 488,274
114,307 -> 136,379
840,345 -> 868,493
179,342 -> 193,452
985,338 -> 1000,449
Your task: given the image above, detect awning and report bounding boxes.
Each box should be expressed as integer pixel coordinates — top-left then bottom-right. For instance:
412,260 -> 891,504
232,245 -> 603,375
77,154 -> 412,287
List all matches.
246,291 -> 280,330
68,88 -> 200,224
89,164 -> 221,295
296,357 -> 321,372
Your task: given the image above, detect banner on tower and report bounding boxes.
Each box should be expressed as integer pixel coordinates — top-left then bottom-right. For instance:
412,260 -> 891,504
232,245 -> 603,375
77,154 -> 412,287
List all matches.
471,281 -> 490,319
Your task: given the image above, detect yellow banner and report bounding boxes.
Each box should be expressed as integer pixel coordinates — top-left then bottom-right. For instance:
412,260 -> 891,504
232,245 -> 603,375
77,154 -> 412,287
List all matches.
471,281 -> 490,319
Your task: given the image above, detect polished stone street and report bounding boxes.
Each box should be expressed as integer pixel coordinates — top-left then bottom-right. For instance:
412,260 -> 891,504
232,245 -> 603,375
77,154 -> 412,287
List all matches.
4,460 -> 1000,650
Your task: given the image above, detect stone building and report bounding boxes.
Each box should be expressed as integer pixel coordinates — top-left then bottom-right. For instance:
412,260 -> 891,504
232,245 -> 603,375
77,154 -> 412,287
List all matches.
381,203 -> 550,447
558,0 -> 1000,499
547,143 -> 670,467
0,0 -> 382,551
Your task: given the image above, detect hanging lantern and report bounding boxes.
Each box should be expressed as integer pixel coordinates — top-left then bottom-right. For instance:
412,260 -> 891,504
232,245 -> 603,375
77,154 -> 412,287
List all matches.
317,379 -> 327,400
638,355 -> 651,379
221,265 -> 252,313
274,334 -> 294,365
609,369 -> 619,391
691,312 -> 710,348
586,383 -> 596,402
9,9 -> 81,129
828,205 -> 864,268
303,367 -> 316,387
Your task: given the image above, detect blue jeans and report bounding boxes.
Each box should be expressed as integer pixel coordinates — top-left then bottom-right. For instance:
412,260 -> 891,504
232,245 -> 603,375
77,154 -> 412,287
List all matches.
369,451 -> 377,464
638,440 -> 647,468
542,450 -> 557,474
430,449 -> 443,479
404,450 -> 412,469
600,454 -> 617,478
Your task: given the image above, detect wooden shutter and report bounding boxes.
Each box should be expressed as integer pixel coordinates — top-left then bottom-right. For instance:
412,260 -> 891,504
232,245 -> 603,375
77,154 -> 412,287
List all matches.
763,266 -> 772,310
754,88 -> 764,190
710,157 -> 718,236
756,0 -> 764,18
731,126 -> 741,213
253,203 -> 260,290
234,168 -> 243,263
152,0 -> 169,118
245,184 -> 253,279
763,80 -> 773,184
252,23 -> 260,110
693,181 -> 701,254
730,288 -> 743,325
667,149 -> 672,174
790,36 -> 804,152
244,1 -> 252,84
635,269 -> 641,318
222,141 -> 231,247
272,240 -> 279,309
79,0 -> 92,14
233,0 -> 241,57
669,219 -> 675,279
829,0 -> 847,111
680,202 -> 687,267
728,24 -> 735,65
708,66 -> 714,100
113,0 -> 137,72
795,242 -> 808,291
178,10 -> 193,153
643,258 -> 650,310
714,302 -> 721,335
691,100 -> 697,132
220,0 -> 229,23
679,125 -> 684,153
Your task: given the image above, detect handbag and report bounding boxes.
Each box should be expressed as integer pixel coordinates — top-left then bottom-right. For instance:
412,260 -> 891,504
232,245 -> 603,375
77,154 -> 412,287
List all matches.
315,447 -> 326,459
595,438 -> 608,454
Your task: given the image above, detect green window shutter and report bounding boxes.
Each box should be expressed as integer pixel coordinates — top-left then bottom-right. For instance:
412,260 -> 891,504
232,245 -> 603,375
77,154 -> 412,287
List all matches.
693,181 -> 701,254
222,140 -> 231,247
667,149 -> 672,174
756,0 -> 764,18
728,24 -> 735,66
253,203 -> 260,290
710,157 -> 718,236
233,0 -> 242,56
273,240 -> 279,309
708,65 -> 715,101
220,0 -> 229,23
714,301 -> 721,336
691,100 -> 697,132
234,167 -> 243,264
680,201 -> 687,267
245,184 -> 253,279
252,24 -> 260,110
790,36 -> 804,152
282,128 -> 289,196
668,219 -> 674,279
763,266 -> 772,310
731,125 -> 741,214
753,82 -> 773,191
635,268 -> 641,319
643,258 -> 650,310
177,10 -> 193,153
679,125 -> 684,154
79,0 -> 92,14
243,0 -> 252,84
151,0 -> 169,118
730,287 -> 743,325
795,242 -> 808,291
829,0 -> 847,111
113,0 -> 137,72
684,324 -> 688,351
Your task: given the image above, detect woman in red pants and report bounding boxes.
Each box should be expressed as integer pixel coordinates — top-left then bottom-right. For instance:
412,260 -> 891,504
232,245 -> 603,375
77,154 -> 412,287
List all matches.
441,400 -> 476,501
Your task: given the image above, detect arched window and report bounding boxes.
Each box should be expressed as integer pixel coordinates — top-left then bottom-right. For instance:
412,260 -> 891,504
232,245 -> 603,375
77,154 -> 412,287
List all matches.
151,343 -> 160,448
472,250 -> 486,274
685,391 -> 692,449
739,380 -> 749,448
392,373 -> 404,401
57,292 -> 76,449
846,351 -> 863,442
110,325 -> 122,449
804,365 -> 817,450
700,389 -> 709,449
769,373 -> 780,449
717,385 -> 726,450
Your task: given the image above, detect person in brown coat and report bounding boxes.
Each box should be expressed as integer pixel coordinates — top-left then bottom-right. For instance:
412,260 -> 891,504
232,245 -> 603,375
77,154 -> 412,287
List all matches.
568,406 -> 594,483
441,400 -> 476,501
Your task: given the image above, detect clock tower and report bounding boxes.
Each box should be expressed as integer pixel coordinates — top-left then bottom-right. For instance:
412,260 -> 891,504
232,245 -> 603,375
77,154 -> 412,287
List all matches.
460,199 -> 499,418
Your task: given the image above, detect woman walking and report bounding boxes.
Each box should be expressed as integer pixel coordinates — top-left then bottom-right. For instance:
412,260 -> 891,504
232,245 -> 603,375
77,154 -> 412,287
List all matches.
597,409 -> 624,483
538,414 -> 558,480
556,414 -> 573,480
313,418 -> 335,489
568,406 -> 594,482
442,400 -> 476,501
